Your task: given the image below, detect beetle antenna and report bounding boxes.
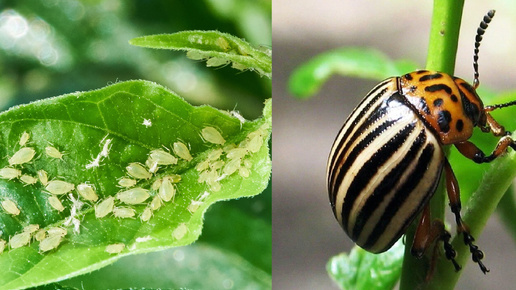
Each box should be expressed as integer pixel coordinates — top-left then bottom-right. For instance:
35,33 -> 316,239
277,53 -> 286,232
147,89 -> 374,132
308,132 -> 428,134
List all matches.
473,10 -> 495,89
485,100 -> 516,112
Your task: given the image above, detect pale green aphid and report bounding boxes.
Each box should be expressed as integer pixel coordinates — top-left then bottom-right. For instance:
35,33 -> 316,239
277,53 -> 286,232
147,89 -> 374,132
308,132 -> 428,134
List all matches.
126,162 -> 152,180
95,196 -> 115,218
1,199 -> 20,215
215,36 -> 230,51
223,143 -> 237,152
173,141 -> 192,161
159,177 -> 175,202
39,234 -> 64,252
187,200 -> 203,214
46,180 -> 75,195
118,178 -> 137,188
246,130 -> 265,153
77,183 -> 99,202
232,62 -> 248,71
45,146 -> 64,159
19,131 -> 30,146
206,57 -> 229,67
151,178 -> 162,191
239,167 -> 250,178
105,243 -> 125,254
48,195 -> 65,212
168,174 -> 182,183
116,187 -> 150,205
223,158 -> 241,176
201,127 -> 226,145
172,223 -> 188,240
146,158 -> 159,174
113,207 -> 136,218
23,224 -> 39,234
196,160 -> 209,172
0,239 -> 5,254
20,174 -> 38,185
47,227 -> 67,237
149,149 -> 178,165
9,232 -> 31,249
35,229 -> 46,242
210,160 -> 225,171
150,195 -> 162,211
140,207 -> 153,222
37,170 -> 49,186
207,148 -> 224,161
186,50 -> 208,61
198,169 -> 218,184
0,167 -> 22,180
226,148 -> 247,160
8,147 -> 36,166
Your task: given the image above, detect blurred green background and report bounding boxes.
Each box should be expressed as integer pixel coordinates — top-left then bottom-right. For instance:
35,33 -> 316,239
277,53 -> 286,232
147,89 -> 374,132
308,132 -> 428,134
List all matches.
0,0 -> 271,118
0,0 -> 271,289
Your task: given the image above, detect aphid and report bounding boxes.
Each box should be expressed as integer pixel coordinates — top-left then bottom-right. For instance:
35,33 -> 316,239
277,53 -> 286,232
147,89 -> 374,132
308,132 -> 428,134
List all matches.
1,199 -> 20,215
118,178 -> 137,188
207,148 -> 224,161
105,243 -> 125,254
35,229 -> 46,242
196,160 -> 209,172
95,196 -> 115,218
172,223 -> 188,240
37,170 -> 49,186
173,141 -> 193,161
77,183 -> 99,202
8,147 -> 36,166
116,187 -> 150,204
187,200 -> 203,214
9,232 -> 31,249
126,162 -> 152,180
215,36 -> 230,51
23,224 -> 39,234
149,149 -> 178,165
186,50 -> 208,61
151,178 -> 162,191
48,195 -> 65,212
246,131 -> 264,153
0,239 -> 5,254
210,160 -> 224,171
327,11 -> 504,274
113,207 -> 136,218
230,110 -> 246,124
20,174 -> 38,185
39,234 -> 64,252
223,158 -> 241,176
149,195 -> 162,211
19,131 -> 30,146
0,167 -> 22,180
140,207 -> 153,222
206,57 -> 230,67
46,180 -> 75,195
47,227 -> 67,237
238,167 -> 250,178
158,177 -> 175,202
167,174 -> 182,183
45,146 -> 63,159
100,138 -> 112,158
146,159 -> 159,174
201,127 -> 226,145
226,148 -> 247,160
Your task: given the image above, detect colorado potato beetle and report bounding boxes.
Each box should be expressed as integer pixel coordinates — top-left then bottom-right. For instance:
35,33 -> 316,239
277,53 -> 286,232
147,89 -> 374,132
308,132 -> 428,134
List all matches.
327,10 -> 515,274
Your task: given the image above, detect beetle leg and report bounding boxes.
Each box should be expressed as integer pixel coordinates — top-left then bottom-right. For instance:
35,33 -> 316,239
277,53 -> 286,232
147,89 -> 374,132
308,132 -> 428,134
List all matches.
484,112 -> 505,136
454,134 -> 516,164
411,203 -> 460,276
444,159 -> 489,274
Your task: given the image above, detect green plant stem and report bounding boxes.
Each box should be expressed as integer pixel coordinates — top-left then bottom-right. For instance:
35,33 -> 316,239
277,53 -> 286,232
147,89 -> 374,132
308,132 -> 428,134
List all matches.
400,0 -> 464,289
497,187 -> 516,242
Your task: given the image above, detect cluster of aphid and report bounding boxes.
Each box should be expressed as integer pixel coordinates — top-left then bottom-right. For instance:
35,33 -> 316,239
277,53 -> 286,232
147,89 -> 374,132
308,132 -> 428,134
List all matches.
185,35 -> 270,77
0,123 -> 268,255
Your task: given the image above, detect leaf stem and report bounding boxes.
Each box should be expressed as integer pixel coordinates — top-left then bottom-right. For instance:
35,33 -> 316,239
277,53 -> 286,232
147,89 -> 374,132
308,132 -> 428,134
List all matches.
400,0 -> 464,289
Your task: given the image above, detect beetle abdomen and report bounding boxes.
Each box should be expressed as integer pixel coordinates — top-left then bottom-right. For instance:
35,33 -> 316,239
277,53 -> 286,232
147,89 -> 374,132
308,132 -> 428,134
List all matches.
327,79 -> 444,253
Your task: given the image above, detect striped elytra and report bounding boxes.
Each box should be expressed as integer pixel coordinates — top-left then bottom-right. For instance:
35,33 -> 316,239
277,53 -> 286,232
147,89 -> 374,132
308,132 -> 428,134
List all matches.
327,10 -> 515,275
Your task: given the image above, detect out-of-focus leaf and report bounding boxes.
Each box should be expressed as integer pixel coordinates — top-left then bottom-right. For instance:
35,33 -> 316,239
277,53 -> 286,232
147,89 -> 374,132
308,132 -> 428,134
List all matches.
288,48 -> 418,98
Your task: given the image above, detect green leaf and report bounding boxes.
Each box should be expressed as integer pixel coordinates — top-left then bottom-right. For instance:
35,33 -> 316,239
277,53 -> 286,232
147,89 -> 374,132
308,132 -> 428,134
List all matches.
327,240 -> 404,290
288,47 -> 419,98
60,198 -> 271,289
0,80 -> 272,289
129,31 -> 272,79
